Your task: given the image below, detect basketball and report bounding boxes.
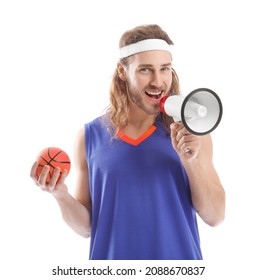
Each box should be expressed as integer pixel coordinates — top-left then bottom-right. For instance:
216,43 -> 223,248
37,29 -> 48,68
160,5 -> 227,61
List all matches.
36,147 -> 71,183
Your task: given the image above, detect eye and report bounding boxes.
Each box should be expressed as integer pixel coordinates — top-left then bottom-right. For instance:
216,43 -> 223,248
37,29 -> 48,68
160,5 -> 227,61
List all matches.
139,68 -> 152,73
161,66 -> 171,72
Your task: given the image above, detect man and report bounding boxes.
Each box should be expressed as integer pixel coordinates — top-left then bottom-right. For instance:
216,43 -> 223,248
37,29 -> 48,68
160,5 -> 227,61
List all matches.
31,24 -> 225,260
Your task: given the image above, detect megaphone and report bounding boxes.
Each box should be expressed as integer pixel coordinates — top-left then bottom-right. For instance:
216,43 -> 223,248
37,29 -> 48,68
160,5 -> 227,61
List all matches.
160,88 -> 223,135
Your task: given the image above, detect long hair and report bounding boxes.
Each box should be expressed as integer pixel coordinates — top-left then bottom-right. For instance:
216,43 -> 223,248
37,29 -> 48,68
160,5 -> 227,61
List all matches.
105,24 -> 181,134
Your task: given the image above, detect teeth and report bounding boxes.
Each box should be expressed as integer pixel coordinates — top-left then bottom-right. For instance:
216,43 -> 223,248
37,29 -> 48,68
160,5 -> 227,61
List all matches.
146,91 -> 162,95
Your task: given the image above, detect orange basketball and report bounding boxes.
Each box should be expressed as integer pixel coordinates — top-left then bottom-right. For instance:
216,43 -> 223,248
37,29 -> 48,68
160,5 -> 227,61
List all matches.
36,147 -> 71,183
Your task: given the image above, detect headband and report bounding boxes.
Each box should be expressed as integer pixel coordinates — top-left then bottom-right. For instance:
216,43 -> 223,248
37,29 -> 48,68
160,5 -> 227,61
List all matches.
119,39 -> 172,59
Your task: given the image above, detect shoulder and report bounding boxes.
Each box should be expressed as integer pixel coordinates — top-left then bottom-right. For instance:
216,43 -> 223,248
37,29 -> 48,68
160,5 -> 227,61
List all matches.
85,115 -> 111,133
74,116 -> 103,159
85,116 -> 102,129
74,126 -> 86,170
74,117 -> 103,168
85,115 -> 114,142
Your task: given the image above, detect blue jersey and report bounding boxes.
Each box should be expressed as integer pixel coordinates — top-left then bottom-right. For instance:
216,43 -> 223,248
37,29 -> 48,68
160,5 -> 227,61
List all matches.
85,117 -> 202,260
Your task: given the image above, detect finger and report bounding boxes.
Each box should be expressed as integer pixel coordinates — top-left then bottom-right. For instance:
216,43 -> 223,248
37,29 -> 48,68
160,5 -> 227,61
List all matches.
30,161 -> 39,180
183,147 -> 191,154
170,125 -> 178,149
180,138 -> 201,155
38,165 -> 50,187
176,127 -> 191,142
170,123 -> 178,138
170,122 -> 178,130
57,169 -> 68,186
179,142 -> 193,155
176,134 -> 195,150
48,167 -> 61,191
174,122 -> 185,131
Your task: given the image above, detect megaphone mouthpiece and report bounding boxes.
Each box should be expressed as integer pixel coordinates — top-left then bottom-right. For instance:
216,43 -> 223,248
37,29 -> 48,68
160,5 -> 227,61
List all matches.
159,96 -> 169,114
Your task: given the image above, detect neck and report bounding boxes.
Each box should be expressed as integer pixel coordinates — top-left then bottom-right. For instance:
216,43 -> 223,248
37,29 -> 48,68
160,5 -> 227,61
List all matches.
127,104 -> 157,130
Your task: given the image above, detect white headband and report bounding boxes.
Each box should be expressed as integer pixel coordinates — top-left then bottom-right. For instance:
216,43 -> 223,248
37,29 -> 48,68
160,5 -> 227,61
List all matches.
119,39 -> 172,59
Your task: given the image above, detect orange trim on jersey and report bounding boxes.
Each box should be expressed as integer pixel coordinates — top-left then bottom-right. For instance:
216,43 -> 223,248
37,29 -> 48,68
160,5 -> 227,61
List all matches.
116,125 -> 156,146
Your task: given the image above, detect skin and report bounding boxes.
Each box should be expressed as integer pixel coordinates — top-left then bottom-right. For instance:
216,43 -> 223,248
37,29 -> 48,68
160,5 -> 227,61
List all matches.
30,50 -> 225,238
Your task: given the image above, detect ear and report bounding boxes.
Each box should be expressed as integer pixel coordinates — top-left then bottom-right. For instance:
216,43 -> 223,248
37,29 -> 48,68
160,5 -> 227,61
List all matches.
117,63 -> 127,81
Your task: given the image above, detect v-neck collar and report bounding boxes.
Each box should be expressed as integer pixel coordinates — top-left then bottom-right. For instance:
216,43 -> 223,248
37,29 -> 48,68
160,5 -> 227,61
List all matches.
116,125 -> 157,146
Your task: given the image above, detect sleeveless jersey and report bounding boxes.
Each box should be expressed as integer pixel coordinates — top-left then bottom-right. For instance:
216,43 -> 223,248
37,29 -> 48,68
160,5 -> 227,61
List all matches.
85,117 -> 202,260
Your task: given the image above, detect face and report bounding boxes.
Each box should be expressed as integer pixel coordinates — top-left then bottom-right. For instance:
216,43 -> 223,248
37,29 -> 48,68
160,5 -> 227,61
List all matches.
123,50 -> 173,115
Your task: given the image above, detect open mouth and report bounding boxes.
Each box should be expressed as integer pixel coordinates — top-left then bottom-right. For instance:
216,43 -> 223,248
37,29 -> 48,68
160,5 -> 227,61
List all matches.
145,90 -> 163,100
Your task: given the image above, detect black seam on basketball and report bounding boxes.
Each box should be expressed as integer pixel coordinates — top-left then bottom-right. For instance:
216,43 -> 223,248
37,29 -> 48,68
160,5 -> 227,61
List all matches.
40,156 -> 56,169
52,160 -> 71,164
40,156 -> 51,165
47,148 -> 70,164
40,156 -> 70,165
47,148 -> 62,164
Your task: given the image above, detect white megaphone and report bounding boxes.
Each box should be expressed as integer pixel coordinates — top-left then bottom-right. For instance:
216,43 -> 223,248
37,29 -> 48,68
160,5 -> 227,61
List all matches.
160,88 -> 223,135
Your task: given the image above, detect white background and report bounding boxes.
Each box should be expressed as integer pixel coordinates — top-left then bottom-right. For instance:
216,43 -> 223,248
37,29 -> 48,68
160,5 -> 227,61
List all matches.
1,0 -> 255,279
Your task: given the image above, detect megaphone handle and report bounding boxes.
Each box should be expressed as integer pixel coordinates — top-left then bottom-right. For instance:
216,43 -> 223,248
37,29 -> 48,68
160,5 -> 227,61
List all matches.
173,117 -> 180,122
171,121 -> 191,153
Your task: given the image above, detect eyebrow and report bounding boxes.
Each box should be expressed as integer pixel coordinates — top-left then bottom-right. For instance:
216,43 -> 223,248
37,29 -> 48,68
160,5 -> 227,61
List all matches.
138,62 -> 172,68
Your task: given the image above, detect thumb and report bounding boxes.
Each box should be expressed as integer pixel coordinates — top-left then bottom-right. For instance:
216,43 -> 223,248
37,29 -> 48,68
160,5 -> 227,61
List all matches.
170,122 -> 178,134
170,123 -> 178,142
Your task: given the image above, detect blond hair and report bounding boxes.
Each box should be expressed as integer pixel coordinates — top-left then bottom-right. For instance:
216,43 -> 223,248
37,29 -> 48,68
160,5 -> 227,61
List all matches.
106,24 -> 181,133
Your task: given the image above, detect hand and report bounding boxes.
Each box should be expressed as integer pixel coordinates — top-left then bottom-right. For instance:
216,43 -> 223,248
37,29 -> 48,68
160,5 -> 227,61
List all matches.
30,161 -> 68,194
170,122 -> 201,162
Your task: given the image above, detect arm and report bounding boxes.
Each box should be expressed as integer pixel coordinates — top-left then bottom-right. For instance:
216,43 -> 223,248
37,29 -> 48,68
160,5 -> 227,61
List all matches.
170,123 -> 225,227
30,127 -> 92,238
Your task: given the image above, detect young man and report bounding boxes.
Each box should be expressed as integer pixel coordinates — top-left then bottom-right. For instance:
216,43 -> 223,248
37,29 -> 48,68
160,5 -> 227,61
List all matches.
31,24 -> 225,260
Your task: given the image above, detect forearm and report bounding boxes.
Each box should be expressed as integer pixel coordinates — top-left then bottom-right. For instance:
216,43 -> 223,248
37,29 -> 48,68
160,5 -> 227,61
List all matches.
52,191 -> 91,238
182,158 -> 225,227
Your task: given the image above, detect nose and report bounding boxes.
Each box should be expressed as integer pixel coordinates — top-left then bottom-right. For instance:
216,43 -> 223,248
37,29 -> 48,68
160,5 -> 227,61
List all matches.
150,71 -> 163,88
